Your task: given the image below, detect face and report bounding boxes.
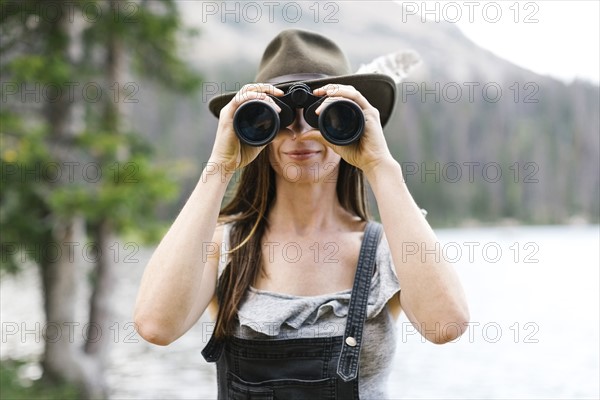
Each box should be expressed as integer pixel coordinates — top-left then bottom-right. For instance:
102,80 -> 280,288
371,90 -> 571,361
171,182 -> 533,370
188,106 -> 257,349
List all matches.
268,109 -> 341,184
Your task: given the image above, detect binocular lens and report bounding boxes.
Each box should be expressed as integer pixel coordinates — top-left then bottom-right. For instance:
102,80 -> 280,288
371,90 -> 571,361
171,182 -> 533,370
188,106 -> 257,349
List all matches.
234,101 -> 279,146
319,101 -> 364,145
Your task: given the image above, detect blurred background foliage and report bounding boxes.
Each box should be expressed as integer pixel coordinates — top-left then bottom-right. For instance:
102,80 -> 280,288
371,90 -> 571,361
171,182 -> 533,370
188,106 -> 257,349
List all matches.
1,0 -> 200,398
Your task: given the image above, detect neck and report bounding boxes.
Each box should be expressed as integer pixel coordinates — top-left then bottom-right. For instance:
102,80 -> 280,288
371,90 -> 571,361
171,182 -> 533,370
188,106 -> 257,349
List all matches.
268,178 -> 345,235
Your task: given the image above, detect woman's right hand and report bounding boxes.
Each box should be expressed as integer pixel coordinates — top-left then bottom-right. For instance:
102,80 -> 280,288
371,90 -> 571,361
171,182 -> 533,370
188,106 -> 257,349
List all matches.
209,84 -> 283,174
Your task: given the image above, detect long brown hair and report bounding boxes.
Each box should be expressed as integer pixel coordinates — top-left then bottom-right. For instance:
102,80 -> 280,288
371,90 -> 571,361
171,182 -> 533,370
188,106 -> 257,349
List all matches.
214,151 -> 370,338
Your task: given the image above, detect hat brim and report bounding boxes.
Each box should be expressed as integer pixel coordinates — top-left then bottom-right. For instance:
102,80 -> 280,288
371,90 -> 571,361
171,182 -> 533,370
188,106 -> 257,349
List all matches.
208,73 -> 397,128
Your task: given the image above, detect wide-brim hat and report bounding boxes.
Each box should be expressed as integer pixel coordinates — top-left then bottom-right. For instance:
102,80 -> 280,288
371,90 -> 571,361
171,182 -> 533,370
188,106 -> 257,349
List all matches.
208,29 -> 397,127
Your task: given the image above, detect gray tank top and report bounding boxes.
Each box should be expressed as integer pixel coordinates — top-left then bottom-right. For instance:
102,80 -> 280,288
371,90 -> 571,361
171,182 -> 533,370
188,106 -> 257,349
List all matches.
217,223 -> 401,399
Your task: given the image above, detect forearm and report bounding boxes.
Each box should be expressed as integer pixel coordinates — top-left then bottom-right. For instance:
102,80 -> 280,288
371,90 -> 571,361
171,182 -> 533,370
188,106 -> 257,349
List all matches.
365,158 -> 469,343
134,162 -> 232,339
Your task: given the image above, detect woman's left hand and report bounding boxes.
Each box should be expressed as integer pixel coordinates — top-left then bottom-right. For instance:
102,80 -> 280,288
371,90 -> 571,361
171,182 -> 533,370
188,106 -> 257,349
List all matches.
310,84 -> 395,174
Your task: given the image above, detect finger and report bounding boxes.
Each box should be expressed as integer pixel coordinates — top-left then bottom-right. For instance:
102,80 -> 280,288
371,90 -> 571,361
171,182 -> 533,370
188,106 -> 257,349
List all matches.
230,90 -> 268,107
233,85 -> 284,108
313,84 -> 371,110
313,83 -> 347,96
239,83 -> 284,97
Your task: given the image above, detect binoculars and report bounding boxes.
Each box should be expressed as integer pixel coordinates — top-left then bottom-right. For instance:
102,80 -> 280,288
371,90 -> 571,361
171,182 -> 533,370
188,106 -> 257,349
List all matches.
233,83 -> 365,146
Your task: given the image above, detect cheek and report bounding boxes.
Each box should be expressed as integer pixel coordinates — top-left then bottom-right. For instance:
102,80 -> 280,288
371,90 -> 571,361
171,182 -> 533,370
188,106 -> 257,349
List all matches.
318,150 -> 341,176
267,144 -> 283,174
325,148 -> 341,163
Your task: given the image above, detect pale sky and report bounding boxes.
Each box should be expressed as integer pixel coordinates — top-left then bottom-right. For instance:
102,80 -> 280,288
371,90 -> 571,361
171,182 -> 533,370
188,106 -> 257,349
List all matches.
398,0 -> 600,84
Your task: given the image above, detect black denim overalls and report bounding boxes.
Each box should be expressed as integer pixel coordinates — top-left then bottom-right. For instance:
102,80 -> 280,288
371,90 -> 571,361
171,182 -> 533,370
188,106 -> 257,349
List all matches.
201,221 -> 383,399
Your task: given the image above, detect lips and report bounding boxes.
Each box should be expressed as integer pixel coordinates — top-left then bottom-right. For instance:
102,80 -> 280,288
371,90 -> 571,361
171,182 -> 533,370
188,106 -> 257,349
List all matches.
284,150 -> 321,160
286,150 -> 319,155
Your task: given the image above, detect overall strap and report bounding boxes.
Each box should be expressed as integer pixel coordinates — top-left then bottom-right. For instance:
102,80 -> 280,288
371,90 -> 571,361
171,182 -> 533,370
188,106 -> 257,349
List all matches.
201,326 -> 223,362
336,220 -> 383,382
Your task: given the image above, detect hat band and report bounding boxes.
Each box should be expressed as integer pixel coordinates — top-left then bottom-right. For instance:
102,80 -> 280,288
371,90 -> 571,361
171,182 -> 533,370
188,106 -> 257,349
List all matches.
266,73 -> 330,84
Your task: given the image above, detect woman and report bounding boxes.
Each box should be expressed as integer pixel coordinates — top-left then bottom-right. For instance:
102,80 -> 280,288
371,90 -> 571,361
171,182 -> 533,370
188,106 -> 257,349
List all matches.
134,29 -> 469,399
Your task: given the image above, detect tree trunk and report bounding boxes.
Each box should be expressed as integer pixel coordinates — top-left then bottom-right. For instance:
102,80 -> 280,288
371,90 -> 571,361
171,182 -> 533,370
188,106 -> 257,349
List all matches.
41,217 -> 106,400
84,219 -> 116,362
40,2 -> 107,398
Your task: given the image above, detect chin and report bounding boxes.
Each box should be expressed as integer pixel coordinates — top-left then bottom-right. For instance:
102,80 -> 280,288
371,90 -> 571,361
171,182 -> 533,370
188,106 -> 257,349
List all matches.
272,159 -> 340,185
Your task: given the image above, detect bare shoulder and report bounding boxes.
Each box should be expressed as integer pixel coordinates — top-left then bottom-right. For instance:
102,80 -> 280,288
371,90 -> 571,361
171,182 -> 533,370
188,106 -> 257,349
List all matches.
340,214 -> 367,234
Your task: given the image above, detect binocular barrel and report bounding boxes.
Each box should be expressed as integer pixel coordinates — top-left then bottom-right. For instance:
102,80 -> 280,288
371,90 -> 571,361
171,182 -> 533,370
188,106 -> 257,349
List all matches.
233,85 -> 365,147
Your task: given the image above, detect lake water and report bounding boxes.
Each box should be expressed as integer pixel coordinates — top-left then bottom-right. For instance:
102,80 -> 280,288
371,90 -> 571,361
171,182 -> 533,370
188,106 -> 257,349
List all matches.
1,225 -> 599,399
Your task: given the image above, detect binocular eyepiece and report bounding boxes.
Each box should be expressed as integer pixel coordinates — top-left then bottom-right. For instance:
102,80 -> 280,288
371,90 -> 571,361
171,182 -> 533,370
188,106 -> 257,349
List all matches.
233,83 -> 365,146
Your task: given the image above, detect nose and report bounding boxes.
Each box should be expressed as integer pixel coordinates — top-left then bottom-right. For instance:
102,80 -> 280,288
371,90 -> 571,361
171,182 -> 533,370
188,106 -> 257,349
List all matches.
286,109 -> 312,135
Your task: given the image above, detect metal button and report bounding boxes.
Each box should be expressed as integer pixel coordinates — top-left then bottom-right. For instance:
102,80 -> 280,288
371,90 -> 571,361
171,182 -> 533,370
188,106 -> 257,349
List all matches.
345,336 -> 357,347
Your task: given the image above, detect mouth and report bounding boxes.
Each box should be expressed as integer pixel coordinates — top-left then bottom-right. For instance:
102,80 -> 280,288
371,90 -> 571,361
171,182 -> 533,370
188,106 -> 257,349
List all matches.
284,150 -> 321,160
